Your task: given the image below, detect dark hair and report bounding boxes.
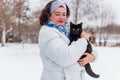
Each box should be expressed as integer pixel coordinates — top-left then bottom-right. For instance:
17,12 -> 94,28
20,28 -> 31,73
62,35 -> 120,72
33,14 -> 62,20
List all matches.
39,0 -> 70,26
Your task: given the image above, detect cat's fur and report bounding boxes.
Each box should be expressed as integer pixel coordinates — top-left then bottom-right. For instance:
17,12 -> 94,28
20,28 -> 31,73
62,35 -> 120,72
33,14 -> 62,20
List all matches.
69,22 -> 100,78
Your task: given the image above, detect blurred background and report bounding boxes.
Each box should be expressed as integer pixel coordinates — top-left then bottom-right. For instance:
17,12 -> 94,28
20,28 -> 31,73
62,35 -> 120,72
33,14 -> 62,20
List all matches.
0,0 -> 120,80
0,0 -> 120,47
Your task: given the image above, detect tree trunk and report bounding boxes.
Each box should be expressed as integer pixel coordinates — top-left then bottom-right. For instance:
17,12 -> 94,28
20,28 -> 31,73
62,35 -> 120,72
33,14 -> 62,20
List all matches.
74,0 -> 79,24
1,26 -> 6,47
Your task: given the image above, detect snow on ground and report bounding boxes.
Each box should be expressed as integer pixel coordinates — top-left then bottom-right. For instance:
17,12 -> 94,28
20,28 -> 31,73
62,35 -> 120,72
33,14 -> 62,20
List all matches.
0,43 -> 42,80
0,43 -> 120,80
85,47 -> 120,80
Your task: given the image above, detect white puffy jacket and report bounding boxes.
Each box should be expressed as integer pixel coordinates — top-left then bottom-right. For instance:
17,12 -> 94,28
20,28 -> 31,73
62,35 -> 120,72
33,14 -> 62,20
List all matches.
38,25 -> 90,80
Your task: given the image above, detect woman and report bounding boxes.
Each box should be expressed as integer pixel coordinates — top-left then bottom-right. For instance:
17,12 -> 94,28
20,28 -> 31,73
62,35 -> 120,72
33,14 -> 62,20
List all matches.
38,0 -> 95,80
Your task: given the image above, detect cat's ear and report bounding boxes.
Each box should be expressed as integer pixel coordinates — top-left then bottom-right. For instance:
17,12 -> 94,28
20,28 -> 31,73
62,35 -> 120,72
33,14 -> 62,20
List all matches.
80,22 -> 82,26
70,22 -> 73,25
78,22 -> 82,27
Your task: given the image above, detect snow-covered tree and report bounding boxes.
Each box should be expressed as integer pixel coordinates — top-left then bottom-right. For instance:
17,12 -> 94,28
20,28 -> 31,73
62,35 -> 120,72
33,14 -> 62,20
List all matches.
0,0 -> 24,46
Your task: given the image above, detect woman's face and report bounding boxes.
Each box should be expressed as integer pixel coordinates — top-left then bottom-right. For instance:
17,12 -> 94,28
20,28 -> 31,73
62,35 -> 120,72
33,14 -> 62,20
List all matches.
49,7 -> 67,26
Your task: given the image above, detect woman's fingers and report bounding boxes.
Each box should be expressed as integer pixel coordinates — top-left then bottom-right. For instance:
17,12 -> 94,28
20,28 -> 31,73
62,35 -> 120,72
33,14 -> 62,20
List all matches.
78,58 -> 87,66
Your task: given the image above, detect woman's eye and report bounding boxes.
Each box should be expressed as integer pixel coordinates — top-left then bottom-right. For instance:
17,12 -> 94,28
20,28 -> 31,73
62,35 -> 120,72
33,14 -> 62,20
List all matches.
63,13 -> 66,16
54,12 -> 66,16
55,13 -> 60,16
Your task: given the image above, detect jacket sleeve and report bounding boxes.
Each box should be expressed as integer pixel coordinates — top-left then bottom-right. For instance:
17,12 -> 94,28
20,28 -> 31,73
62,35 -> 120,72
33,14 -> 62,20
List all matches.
39,27 -> 88,67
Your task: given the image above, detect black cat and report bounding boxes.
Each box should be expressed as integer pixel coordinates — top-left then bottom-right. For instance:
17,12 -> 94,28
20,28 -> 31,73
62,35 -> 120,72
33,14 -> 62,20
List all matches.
69,22 -> 100,78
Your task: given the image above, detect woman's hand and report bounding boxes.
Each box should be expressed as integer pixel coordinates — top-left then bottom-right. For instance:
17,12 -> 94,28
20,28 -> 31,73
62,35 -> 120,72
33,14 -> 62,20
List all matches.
80,31 -> 86,38
78,53 -> 95,66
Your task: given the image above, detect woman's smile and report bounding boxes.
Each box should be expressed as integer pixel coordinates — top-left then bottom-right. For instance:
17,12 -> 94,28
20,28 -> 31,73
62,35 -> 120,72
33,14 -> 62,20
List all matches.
57,20 -> 64,23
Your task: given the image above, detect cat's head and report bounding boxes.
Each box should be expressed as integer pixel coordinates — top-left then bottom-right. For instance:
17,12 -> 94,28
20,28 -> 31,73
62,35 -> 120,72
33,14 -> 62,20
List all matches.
70,22 -> 83,35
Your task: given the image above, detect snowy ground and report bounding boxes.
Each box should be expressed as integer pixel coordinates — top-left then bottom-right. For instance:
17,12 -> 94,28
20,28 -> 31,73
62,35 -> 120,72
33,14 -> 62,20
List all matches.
0,43 -> 120,80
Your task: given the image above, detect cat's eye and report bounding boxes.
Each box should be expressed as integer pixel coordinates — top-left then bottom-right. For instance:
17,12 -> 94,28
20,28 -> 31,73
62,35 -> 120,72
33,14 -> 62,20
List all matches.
72,28 -> 75,31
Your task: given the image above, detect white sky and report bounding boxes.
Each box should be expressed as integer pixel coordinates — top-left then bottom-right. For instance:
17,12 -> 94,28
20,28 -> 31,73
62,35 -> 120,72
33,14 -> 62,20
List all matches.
103,0 -> 120,24
29,0 -> 41,11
